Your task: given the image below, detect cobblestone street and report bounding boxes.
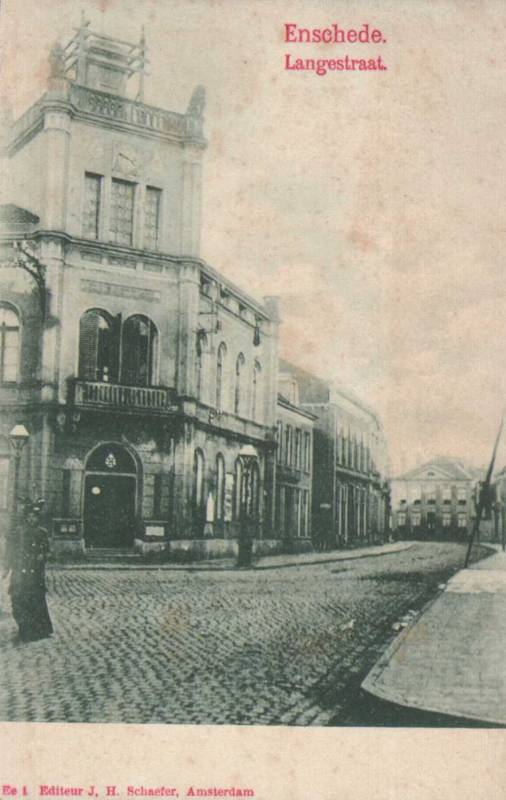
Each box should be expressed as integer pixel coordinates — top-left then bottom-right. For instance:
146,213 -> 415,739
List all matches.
0,543 -> 477,726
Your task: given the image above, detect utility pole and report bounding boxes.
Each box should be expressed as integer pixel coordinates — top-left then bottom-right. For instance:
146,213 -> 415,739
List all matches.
464,414 -> 504,568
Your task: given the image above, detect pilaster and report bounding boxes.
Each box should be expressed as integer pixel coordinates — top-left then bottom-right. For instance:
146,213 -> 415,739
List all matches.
176,261 -> 200,397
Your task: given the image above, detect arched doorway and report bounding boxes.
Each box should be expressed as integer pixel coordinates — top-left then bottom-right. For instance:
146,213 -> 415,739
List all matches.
83,443 -> 139,548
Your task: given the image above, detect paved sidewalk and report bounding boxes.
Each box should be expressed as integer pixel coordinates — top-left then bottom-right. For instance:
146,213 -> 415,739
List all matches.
362,548 -> 506,725
52,540 -> 413,571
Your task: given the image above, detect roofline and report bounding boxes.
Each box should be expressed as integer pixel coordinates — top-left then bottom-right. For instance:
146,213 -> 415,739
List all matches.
277,396 -> 317,421
0,228 -> 273,322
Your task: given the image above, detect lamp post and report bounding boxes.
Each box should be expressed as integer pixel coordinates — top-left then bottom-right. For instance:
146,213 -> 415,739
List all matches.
237,444 -> 257,568
9,423 -> 30,530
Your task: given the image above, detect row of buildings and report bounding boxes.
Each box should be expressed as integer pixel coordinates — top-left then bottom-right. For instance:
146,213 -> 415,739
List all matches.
0,21 -> 390,559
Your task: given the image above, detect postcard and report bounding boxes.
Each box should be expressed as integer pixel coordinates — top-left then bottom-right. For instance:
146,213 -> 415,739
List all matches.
0,0 -> 504,798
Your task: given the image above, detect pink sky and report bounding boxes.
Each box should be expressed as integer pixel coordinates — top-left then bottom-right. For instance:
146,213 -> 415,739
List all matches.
2,0 -> 505,474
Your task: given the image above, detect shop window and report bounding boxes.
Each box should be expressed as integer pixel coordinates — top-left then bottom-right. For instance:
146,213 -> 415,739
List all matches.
0,304 -> 20,383
121,315 -> 157,386
234,457 -> 243,520
442,513 -> 451,527
193,449 -> 206,531
215,454 -> 226,524
247,460 -> 260,518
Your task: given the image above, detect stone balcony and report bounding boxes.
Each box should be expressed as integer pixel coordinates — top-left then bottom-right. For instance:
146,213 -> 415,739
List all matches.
73,379 -> 177,415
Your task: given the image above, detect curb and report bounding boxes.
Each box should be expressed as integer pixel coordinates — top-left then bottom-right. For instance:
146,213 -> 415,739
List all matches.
49,542 -> 414,572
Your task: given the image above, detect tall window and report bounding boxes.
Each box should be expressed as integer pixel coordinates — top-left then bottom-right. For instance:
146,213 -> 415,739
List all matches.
0,304 -> 20,383
216,342 -> 227,411
216,454 -> 225,525
276,421 -> 283,463
251,360 -> 262,421
304,431 -> 311,472
0,439 -> 9,511
78,309 -> 115,382
110,179 -> 135,246
83,173 -> 102,239
294,428 -> 302,469
234,457 -> 243,520
234,353 -> 245,416
144,187 -> 162,250
193,449 -> 206,532
195,332 -> 207,401
247,461 -> 260,518
121,315 -> 157,386
284,425 -> 292,466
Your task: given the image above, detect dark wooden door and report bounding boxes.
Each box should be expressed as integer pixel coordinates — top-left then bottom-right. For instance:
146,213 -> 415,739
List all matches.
84,474 -> 136,548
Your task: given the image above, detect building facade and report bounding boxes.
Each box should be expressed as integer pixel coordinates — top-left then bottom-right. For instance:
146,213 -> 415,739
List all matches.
279,360 -> 390,549
0,23 -> 281,559
274,391 -> 315,551
391,457 -> 479,540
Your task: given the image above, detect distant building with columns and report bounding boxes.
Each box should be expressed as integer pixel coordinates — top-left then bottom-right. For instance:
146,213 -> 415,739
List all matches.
0,21 -> 281,558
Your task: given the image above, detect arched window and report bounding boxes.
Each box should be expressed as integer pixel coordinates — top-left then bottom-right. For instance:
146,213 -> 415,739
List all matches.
234,352 -> 245,416
216,342 -> 227,411
216,453 -> 226,525
196,332 -> 208,401
234,457 -> 243,521
0,304 -> 20,383
252,360 -> 262,421
122,315 -> 157,386
79,309 -> 116,382
193,449 -> 206,532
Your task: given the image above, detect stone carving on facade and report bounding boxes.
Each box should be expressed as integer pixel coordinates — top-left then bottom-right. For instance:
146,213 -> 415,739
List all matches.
112,143 -> 141,177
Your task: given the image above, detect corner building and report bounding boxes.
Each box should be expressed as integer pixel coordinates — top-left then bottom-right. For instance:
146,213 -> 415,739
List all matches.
0,23 -> 280,558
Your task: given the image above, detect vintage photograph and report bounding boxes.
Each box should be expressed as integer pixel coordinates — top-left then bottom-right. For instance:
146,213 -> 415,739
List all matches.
0,0 -> 505,732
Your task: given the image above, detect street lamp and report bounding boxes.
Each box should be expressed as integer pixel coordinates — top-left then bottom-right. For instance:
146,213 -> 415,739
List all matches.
9,423 -> 30,528
237,444 -> 258,567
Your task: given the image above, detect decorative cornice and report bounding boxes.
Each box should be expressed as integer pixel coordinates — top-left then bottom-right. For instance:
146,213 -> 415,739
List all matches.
8,84 -> 207,155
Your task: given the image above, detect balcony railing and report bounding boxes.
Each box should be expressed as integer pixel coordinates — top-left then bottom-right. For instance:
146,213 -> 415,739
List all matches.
74,380 -> 175,413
